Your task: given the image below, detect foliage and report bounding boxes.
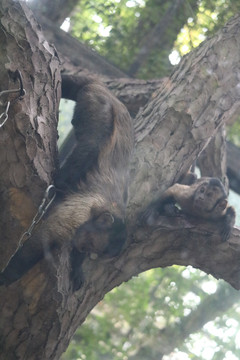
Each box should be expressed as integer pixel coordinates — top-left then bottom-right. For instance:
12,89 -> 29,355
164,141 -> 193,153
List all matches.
69,0 -> 240,79
62,267 -> 240,360
70,0 -> 145,74
174,0 -> 240,57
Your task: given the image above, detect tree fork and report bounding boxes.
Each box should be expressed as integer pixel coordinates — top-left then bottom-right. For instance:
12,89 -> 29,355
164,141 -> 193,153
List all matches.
0,2 -> 240,360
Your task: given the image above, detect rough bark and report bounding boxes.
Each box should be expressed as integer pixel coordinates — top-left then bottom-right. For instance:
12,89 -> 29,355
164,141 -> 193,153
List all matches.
129,14 -> 240,212
227,141 -> 240,194
31,0 -> 240,193
198,125 -> 229,190
0,1 -> 61,271
0,2 -> 240,360
59,77 -> 240,199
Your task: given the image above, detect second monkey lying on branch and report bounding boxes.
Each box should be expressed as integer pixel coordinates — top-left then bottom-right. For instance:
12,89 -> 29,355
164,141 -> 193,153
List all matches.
142,175 -> 236,242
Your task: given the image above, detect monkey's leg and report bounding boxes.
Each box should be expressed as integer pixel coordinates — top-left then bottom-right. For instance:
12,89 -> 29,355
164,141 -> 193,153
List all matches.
0,236 -> 45,286
0,225 -> 57,287
57,78 -> 115,191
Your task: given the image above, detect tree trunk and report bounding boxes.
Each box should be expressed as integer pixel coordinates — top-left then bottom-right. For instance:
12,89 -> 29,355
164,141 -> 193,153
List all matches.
0,0 -> 60,271
1,2 -> 240,359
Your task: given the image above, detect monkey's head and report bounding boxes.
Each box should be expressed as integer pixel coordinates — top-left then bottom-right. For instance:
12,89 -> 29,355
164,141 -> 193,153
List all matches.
193,178 -> 228,219
72,206 -> 127,258
70,207 -> 127,291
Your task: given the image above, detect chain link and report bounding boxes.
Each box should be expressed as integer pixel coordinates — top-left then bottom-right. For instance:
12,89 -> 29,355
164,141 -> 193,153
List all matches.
0,71 -> 55,271
19,185 -> 56,245
2,185 -> 56,272
0,101 -> 10,128
0,70 -> 26,128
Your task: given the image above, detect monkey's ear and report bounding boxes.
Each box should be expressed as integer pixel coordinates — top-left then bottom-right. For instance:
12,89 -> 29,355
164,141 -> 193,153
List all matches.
95,212 -> 115,229
90,207 -> 115,228
218,199 -> 227,210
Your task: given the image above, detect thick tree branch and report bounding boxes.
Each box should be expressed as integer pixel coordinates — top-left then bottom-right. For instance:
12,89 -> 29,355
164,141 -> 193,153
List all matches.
1,3 -> 240,359
128,14 -> 240,213
198,125 -> 229,190
36,14 -> 126,78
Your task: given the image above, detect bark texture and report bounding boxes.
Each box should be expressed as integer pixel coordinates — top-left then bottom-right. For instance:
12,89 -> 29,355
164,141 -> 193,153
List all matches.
198,126 -> 229,190
0,1 -> 61,271
0,2 -> 240,360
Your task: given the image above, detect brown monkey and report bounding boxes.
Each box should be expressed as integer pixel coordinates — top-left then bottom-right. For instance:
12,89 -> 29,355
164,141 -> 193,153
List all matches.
142,177 -> 235,242
0,74 -> 134,290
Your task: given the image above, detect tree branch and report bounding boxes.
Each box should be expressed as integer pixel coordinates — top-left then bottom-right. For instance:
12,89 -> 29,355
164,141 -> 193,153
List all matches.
36,14 -> 126,78
1,4 -> 240,359
128,14 -> 240,212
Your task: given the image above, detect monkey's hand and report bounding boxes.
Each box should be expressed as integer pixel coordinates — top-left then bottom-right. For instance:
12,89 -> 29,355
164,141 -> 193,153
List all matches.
141,200 -> 162,226
141,197 -> 179,226
220,206 -> 236,242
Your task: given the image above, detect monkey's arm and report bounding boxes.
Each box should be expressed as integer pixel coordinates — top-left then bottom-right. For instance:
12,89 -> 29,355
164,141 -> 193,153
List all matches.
0,233 -> 48,286
142,183 -> 192,225
142,180 -> 236,242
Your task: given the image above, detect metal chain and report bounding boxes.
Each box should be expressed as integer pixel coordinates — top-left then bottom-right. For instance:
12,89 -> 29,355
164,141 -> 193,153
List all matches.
2,185 -> 56,272
0,72 -> 55,271
19,185 -> 56,246
0,70 -> 26,128
0,101 -> 10,128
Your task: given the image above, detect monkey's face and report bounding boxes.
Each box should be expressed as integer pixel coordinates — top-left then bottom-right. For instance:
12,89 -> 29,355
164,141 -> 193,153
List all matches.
193,180 -> 227,217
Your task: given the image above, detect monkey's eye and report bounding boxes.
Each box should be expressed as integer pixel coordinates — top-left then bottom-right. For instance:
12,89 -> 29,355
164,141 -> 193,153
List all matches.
200,187 -> 205,193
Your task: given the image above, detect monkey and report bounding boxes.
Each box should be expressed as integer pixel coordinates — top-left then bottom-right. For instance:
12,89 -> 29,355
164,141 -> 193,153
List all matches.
0,73 -> 134,290
57,74 -> 134,192
142,177 -> 235,242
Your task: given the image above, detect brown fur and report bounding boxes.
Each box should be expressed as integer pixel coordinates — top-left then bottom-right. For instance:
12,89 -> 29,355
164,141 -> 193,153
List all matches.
142,177 -> 235,241
0,74 -> 134,289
